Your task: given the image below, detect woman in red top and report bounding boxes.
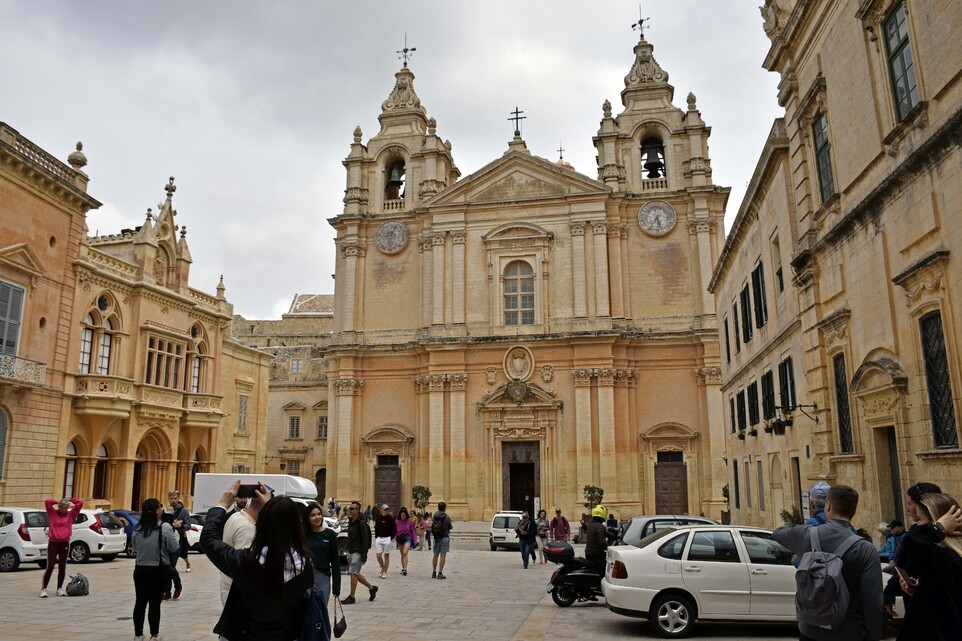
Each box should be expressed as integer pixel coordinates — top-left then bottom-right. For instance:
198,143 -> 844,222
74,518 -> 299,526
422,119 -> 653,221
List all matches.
41,497 -> 82,597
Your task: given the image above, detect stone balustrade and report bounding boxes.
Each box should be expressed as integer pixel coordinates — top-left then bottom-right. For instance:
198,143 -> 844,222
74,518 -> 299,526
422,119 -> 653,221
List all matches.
0,354 -> 46,386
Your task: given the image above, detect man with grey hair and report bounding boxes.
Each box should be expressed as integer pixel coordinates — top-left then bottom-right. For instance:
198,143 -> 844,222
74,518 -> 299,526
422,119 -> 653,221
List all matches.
806,482 -> 831,526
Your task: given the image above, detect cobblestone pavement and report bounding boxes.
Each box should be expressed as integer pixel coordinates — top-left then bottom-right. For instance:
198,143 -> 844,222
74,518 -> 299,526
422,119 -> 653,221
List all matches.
0,532 -> 893,641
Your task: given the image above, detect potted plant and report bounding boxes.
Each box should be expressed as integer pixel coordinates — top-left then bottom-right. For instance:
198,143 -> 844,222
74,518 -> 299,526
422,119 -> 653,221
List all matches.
782,409 -> 794,427
763,421 -> 774,434
772,418 -> 787,436
748,427 -> 759,437
737,429 -> 746,440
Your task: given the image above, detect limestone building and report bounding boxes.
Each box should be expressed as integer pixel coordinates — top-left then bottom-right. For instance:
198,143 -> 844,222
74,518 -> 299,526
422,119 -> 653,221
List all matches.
0,122 -> 270,510
713,0 -> 962,528
321,34 -> 730,520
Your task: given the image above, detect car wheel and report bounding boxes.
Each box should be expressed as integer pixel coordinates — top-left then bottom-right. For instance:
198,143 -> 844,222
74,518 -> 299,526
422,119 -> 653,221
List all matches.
650,593 -> 696,638
551,584 -> 577,607
0,548 -> 20,572
126,540 -> 136,558
37,560 -> 47,570
101,554 -> 117,562
69,542 -> 91,563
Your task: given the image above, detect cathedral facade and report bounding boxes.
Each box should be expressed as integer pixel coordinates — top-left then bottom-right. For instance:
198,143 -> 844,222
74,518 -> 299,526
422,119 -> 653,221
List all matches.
321,36 -> 729,520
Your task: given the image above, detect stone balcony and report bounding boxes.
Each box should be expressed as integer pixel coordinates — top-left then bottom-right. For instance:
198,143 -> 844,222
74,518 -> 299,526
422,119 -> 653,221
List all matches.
0,354 -> 46,388
73,374 -> 135,417
183,392 -> 226,429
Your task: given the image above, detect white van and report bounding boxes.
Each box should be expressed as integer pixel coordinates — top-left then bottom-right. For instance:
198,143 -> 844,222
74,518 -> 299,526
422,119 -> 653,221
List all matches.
192,473 -> 320,513
489,511 -> 525,551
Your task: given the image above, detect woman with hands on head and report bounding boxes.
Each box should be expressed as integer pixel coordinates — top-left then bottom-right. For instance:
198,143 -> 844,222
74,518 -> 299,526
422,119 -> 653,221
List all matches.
895,493 -> 962,641
201,481 -> 314,641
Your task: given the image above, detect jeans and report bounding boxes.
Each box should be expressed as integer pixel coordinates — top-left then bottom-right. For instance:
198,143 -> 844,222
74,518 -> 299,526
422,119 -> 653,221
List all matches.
519,539 -> 536,567
165,551 -> 182,593
133,565 -> 165,637
313,569 -> 332,608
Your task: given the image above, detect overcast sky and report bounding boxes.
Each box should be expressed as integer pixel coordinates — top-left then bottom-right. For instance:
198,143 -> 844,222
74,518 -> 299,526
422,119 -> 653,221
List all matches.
1,1 -> 781,319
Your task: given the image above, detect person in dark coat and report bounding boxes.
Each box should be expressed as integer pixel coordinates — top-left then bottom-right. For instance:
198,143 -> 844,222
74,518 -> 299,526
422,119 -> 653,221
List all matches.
895,492 -> 962,641
201,481 -> 313,641
514,513 -> 538,569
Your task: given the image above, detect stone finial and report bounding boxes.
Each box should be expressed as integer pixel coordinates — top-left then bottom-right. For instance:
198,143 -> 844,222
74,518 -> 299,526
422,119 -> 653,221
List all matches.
353,126 -> 363,143
427,117 -> 437,135
145,207 -> 153,222
165,176 -> 177,199
180,226 -> 187,239
67,142 -> 87,170
602,99 -> 612,118
444,140 -> 452,151
687,92 -> 697,110
216,275 -> 226,299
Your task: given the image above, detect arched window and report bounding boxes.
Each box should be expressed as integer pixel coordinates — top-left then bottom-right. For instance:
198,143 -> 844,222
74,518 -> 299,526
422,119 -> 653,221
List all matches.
92,444 -> 108,499
0,409 -> 8,480
503,261 -> 535,326
641,136 -> 666,179
78,295 -> 118,375
385,160 -> 406,201
63,441 -> 78,497
185,324 -> 207,393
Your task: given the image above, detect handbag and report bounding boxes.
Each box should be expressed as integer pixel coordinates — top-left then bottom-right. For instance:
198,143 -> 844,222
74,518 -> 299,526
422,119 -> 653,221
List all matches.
332,596 -> 347,638
300,583 -> 331,641
157,526 -> 178,581
65,573 -> 89,596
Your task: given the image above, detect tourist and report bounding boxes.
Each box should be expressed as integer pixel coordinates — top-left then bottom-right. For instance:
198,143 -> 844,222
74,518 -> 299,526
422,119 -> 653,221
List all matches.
421,511 -> 433,551
515,512 -> 537,569
303,501 -> 340,608
131,498 -> 180,641
201,481 -> 314,639
343,500 -> 378,604
161,490 -> 190,600
885,482 -> 942,618
549,508 -> 570,542
431,501 -> 453,579
535,509 -> 549,563
374,503 -> 396,579
39,497 -> 82,598
219,493 -> 257,605
394,507 -> 418,575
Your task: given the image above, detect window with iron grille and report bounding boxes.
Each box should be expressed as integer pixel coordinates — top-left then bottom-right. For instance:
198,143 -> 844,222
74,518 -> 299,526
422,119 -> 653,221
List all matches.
317,415 -> 328,439
236,395 -> 249,434
748,382 -> 760,426
285,460 -> 300,476
737,390 -> 747,430
733,461 -> 740,509
920,312 -> 958,447
771,234 -> 784,294
833,354 -> 854,453
756,460 -> 765,511
761,370 -> 776,420
884,3 -> 919,121
745,461 -> 752,508
778,357 -> 796,410
288,416 -> 301,439
812,113 -> 835,203
291,359 -> 302,374
752,264 -> 768,328
740,285 -> 753,342
733,301 -> 742,352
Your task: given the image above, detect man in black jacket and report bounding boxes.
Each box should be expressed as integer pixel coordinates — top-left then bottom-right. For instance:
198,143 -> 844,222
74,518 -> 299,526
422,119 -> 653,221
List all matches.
343,500 -> 377,604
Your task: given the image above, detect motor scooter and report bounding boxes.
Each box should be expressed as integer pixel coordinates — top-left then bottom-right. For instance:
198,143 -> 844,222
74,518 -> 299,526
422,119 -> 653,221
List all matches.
543,540 -> 604,607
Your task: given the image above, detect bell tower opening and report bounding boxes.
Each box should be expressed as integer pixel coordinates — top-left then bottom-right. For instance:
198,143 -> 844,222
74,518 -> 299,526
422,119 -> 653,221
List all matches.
641,136 -> 666,178
385,160 -> 406,200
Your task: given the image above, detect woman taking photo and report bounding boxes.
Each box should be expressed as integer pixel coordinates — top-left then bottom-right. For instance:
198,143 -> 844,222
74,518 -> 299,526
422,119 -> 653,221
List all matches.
535,509 -> 549,564
394,507 -> 418,575
202,481 -> 314,641
895,492 -> 962,641
131,498 -> 181,641
303,502 -> 340,607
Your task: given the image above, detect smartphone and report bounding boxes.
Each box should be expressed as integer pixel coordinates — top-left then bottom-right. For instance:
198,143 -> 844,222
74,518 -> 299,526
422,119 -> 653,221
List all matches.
894,566 -> 917,588
236,484 -> 260,498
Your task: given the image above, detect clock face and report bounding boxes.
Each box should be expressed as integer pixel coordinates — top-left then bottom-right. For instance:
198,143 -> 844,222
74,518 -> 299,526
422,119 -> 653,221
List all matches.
637,201 -> 677,237
374,220 -> 409,255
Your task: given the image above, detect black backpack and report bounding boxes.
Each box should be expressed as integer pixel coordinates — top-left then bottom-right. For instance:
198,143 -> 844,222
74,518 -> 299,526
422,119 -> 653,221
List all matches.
431,514 -> 447,539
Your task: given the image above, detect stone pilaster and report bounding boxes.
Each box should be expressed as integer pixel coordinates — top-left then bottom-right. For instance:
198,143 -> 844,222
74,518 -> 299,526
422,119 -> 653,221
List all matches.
570,222 -> 587,317
333,377 -> 363,493
431,233 -> 446,325
592,221 -> 611,316
597,367 -> 617,494
572,368 -> 594,490
688,219 -> 717,315
452,230 -> 466,324
428,374 -> 446,492
448,373 -> 468,503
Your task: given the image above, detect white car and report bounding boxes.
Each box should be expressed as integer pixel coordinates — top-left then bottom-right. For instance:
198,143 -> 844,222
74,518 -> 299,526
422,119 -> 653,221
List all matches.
489,511 -> 525,551
69,510 -> 126,563
602,525 -> 797,638
0,507 -> 50,571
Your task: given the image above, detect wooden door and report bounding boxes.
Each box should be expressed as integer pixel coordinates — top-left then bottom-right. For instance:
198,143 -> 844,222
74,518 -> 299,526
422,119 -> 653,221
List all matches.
375,455 -> 401,513
509,463 -> 535,515
655,451 -> 688,514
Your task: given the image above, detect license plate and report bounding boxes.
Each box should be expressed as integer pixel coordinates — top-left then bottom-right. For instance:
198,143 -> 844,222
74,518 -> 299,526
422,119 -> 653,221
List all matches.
111,528 -> 121,534
494,537 -> 504,542
545,581 -> 554,593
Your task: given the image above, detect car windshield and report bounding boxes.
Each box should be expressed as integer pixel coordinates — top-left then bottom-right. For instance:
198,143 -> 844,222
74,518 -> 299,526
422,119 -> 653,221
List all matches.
633,526 -> 679,549
25,511 -> 49,528
493,516 -> 521,529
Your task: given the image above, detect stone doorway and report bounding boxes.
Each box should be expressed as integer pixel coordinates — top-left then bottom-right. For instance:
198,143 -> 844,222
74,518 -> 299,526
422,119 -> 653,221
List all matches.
502,441 -> 540,515
375,455 -> 401,513
654,451 -> 688,514
131,460 -> 144,511
315,468 -> 326,502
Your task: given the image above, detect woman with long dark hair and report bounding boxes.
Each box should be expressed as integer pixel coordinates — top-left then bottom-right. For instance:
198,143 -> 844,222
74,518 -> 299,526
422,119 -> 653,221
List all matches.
303,502 -> 340,607
202,481 -> 314,640
131,497 -> 181,641
394,507 -> 418,575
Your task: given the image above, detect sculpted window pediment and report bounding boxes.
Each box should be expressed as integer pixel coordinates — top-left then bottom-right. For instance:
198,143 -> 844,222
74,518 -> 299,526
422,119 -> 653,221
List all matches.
0,243 -> 47,286
361,425 -> 414,444
892,248 -> 949,310
642,422 -> 699,441
282,402 -> 306,411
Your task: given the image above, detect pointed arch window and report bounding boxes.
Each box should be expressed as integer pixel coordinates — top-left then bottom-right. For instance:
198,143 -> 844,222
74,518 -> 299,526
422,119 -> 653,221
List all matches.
63,441 -> 78,497
78,295 -> 119,375
185,323 -> 207,393
503,260 -> 535,326
92,444 -> 109,499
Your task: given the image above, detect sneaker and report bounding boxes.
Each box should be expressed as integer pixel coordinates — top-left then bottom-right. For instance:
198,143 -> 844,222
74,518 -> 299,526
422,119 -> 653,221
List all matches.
432,571 -> 437,578
56,588 -> 66,597
185,567 -> 191,573
39,589 -> 48,598
401,568 -> 407,576
172,586 -> 182,600
134,636 -> 145,641
162,593 -> 172,601
149,637 -> 160,641
437,572 -> 446,580
379,571 -> 386,579
369,585 -> 379,601
341,596 -> 356,605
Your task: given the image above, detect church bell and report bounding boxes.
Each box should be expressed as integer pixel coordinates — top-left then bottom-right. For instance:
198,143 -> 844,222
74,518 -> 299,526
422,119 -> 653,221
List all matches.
643,150 -> 665,179
386,167 -> 404,189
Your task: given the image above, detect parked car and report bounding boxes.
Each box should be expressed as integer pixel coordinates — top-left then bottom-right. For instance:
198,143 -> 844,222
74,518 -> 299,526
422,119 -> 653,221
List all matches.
107,509 -> 140,558
617,515 -> 717,546
70,510 -> 126,563
0,507 -> 49,571
602,525 -> 797,638
489,511 -> 525,551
